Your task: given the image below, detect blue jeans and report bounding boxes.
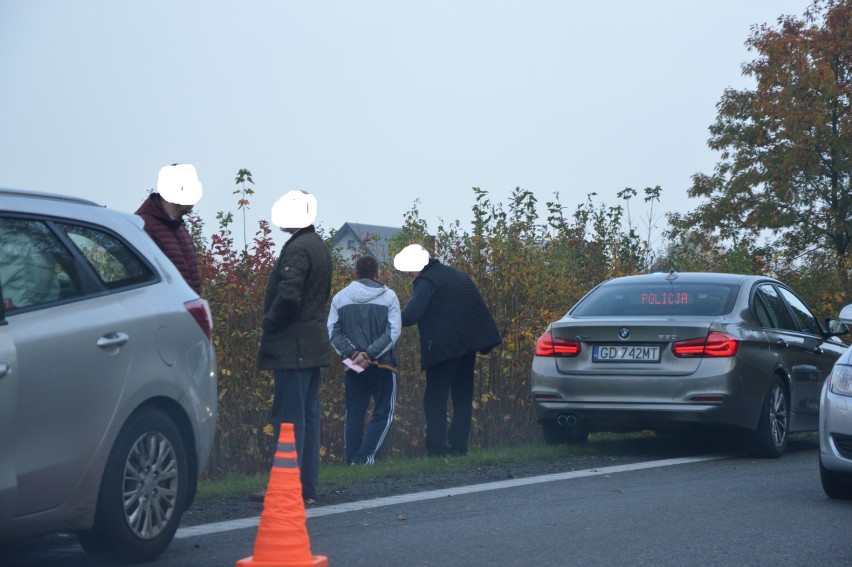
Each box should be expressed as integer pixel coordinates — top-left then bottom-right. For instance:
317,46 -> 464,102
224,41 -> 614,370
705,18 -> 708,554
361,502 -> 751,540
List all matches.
271,368 -> 321,500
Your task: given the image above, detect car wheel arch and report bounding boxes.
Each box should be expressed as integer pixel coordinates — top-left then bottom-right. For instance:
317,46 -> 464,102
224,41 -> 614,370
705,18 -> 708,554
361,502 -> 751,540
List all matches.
139,398 -> 200,507
749,373 -> 791,458
763,366 -> 792,407
776,369 -> 793,399
743,367 -> 790,430
77,403 -> 195,563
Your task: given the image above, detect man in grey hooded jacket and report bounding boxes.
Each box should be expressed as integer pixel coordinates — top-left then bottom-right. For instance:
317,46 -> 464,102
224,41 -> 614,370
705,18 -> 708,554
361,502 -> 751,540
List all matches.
327,255 -> 401,465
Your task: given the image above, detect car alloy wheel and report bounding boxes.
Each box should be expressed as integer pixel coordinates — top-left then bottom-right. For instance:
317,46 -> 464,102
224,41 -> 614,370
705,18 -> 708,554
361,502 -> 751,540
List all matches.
750,376 -> 789,458
77,408 -> 188,564
767,383 -> 788,448
123,429 -> 181,539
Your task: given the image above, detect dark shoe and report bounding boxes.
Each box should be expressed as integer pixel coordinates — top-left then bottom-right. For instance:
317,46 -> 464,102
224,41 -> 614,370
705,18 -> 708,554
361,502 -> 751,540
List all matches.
247,490 -> 266,503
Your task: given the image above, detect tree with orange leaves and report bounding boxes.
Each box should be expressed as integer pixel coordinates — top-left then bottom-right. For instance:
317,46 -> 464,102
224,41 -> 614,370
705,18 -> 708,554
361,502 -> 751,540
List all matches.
673,0 -> 852,298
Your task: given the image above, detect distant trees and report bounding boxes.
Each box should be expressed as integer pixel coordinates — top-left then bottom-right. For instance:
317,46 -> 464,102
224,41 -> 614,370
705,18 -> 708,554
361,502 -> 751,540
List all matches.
671,0 -> 852,300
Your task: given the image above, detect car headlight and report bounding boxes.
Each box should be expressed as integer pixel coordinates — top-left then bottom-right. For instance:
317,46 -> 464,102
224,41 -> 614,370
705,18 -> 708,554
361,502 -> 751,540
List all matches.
829,364 -> 852,397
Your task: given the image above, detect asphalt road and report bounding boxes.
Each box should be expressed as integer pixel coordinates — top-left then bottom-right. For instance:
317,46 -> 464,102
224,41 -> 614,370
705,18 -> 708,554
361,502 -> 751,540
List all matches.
6,436 -> 852,567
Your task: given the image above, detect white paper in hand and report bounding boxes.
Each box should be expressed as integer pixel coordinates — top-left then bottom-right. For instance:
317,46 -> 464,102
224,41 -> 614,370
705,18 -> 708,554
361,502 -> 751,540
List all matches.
343,358 -> 365,373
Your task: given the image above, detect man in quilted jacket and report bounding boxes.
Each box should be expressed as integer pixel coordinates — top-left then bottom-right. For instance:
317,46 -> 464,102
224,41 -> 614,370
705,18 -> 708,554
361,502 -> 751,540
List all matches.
135,163 -> 202,294
257,190 -> 332,504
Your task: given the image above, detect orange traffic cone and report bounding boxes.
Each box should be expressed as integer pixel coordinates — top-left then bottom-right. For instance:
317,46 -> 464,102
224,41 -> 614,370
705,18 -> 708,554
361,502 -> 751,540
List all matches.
236,423 -> 328,567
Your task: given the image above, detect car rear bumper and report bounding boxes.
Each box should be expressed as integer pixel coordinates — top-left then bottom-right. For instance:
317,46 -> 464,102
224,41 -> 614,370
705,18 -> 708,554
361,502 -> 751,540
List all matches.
531,356 -> 759,431
532,399 -> 756,432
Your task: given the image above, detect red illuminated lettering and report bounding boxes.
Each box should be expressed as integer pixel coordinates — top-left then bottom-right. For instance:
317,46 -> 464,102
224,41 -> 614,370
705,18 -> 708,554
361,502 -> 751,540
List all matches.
641,292 -> 690,305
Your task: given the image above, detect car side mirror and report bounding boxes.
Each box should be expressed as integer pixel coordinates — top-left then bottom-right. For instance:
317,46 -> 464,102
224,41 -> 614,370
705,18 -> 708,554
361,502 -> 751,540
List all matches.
826,317 -> 850,337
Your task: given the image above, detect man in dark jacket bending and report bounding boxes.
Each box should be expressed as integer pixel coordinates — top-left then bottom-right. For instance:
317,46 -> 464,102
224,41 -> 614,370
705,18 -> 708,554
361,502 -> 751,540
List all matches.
135,163 -> 202,294
394,245 -> 501,457
257,190 -> 331,504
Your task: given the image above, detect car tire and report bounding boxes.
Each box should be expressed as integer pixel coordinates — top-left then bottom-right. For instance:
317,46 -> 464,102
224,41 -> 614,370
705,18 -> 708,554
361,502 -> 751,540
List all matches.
77,407 -> 188,564
820,456 -> 852,500
749,376 -> 789,458
541,420 -> 590,445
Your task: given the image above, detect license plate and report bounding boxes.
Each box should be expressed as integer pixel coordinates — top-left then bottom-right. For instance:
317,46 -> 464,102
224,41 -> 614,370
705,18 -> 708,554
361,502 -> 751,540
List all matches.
592,345 -> 661,363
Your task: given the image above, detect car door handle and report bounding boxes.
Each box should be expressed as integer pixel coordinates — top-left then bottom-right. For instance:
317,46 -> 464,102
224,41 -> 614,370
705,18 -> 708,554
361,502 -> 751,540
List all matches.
0,363 -> 8,378
775,339 -> 788,348
97,332 -> 130,349
811,346 -> 824,355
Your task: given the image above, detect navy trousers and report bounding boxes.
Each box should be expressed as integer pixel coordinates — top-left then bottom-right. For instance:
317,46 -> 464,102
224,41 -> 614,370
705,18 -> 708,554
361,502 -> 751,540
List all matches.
345,366 -> 397,464
424,352 -> 476,456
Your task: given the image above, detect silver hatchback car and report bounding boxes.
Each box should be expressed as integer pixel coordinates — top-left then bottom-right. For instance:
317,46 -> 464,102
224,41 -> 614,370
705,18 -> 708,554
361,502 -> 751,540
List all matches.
532,272 -> 847,457
820,303 -> 852,499
0,189 -> 217,563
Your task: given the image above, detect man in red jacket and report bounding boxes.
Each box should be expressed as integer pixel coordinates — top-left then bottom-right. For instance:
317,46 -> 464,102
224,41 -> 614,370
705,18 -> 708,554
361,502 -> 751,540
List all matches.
135,163 -> 203,294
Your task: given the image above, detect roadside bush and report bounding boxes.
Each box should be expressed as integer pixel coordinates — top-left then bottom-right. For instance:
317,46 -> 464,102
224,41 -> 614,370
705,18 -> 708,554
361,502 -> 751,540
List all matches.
192,172 -> 839,478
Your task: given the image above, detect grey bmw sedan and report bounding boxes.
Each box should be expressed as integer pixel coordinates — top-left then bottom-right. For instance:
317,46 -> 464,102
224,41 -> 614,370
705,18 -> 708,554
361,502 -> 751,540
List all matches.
531,271 -> 848,457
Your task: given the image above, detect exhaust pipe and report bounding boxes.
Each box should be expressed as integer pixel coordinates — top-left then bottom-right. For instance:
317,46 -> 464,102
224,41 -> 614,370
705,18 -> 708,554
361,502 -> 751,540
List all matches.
557,414 -> 578,426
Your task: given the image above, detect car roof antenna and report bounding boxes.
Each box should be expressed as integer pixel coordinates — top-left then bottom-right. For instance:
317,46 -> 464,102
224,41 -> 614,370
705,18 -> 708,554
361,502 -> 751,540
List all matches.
666,269 -> 678,281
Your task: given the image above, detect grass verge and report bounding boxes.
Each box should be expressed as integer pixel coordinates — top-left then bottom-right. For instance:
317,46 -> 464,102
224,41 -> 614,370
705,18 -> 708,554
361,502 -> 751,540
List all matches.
195,432 -> 649,503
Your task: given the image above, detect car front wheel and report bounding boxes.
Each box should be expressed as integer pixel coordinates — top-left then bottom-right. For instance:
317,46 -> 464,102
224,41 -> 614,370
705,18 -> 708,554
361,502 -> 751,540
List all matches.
820,456 -> 852,500
749,376 -> 789,458
78,407 -> 188,564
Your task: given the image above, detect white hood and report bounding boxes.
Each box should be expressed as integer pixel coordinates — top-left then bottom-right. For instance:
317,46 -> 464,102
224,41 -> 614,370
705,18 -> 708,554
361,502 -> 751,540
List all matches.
344,279 -> 388,304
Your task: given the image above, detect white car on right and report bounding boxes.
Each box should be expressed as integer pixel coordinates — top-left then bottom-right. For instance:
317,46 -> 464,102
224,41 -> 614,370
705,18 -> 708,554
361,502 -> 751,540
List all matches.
820,303 -> 852,499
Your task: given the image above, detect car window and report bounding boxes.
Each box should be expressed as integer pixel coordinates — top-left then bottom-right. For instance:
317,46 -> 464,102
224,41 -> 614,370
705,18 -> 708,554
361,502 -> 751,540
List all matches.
0,217 -> 82,311
59,223 -> 155,290
777,286 -> 821,335
570,282 -> 738,316
752,293 -> 774,328
753,284 -> 797,331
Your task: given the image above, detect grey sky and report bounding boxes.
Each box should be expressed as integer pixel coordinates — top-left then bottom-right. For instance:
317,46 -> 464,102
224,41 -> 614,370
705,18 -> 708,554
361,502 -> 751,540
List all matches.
0,1 -> 808,249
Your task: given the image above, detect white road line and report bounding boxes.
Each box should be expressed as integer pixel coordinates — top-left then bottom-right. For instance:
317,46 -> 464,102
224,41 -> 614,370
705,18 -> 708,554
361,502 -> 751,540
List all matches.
175,453 -> 731,539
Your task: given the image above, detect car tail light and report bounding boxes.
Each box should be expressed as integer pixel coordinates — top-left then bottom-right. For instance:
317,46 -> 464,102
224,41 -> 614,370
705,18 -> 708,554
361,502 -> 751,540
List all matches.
672,331 -> 739,358
535,331 -> 580,357
185,298 -> 213,341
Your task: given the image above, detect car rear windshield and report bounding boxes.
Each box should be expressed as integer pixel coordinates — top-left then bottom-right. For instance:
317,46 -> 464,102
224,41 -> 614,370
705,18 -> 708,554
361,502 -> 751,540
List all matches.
570,282 -> 739,317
